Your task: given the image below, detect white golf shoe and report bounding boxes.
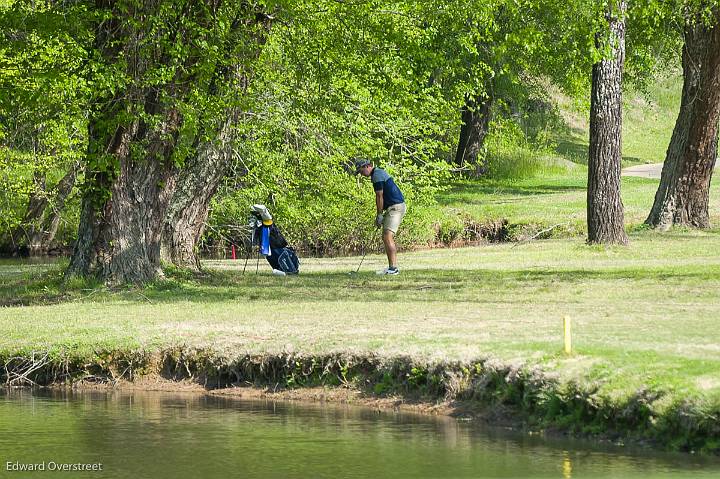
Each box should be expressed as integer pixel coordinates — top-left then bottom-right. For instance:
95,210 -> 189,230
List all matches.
376,267 -> 400,275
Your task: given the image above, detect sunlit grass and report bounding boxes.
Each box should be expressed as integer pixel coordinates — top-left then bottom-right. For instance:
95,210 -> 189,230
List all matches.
551,73 -> 682,168
2,228 -> 720,403
439,171 -> 720,239
622,74 -> 683,165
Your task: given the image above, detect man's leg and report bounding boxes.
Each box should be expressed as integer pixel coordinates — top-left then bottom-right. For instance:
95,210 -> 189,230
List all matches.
381,204 -> 405,270
383,229 -> 397,268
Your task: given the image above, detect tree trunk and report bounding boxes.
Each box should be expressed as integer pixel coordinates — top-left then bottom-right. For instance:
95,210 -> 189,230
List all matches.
587,0 -> 628,245
161,122 -> 234,270
66,1 -> 177,284
67,114 -> 179,284
645,10 -> 720,229
10,172 -> 47,254
10,162 -> 79,255
66,1 -> 270,283
455,85 -> 494,170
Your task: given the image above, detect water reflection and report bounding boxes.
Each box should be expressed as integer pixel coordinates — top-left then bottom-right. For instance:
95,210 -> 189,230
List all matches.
0,389 -> 718,479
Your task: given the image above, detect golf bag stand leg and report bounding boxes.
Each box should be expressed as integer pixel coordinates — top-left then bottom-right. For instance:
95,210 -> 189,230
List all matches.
242,243 -> 251,275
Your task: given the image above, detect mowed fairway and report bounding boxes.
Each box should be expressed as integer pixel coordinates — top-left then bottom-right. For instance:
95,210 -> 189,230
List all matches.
2,228 -> 720,400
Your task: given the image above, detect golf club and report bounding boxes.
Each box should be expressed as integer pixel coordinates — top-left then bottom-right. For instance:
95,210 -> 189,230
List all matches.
349,226 -> 379,275
350,245 -> 367,275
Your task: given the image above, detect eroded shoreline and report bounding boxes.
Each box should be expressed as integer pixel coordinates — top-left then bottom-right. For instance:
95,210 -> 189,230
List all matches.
2,347 -> 718,455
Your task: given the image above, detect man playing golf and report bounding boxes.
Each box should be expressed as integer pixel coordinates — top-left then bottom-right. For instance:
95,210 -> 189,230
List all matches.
355,158 -> 406,275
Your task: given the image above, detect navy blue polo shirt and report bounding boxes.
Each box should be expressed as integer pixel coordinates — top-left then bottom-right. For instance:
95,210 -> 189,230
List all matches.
371,167 -> 404,209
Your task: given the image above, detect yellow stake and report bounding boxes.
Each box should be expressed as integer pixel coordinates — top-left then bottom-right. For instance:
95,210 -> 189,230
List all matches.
562,451 -> 572,479
563,316 -> 572,354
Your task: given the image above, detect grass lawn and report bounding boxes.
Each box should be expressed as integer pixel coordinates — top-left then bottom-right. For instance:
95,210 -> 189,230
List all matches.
2,225 -> 720,406
554,73 -> 682,168
437,172 -> 720,242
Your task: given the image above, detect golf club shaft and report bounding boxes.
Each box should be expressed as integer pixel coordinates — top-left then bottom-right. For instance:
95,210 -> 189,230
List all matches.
355,249 -> 367,273
352,226 -> 379,273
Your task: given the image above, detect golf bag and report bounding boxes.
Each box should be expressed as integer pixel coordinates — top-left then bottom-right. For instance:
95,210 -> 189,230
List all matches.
249,205 -> 300,275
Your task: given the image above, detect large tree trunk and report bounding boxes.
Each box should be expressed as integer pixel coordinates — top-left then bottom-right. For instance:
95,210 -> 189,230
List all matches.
645,10 -> 720,229
10,161 -> 79,255
160,122 -> 234,270
455,87 -> 494,169
66,1 -> 269,283
66,1 -> 180,284
67,113 -> 180,284
587,0 -> 628,245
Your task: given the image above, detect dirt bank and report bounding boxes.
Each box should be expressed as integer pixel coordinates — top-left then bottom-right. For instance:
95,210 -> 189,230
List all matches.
2,348 -> 718,455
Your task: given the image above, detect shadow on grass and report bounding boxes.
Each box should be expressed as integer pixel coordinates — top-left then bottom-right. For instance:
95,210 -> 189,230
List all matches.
437,183 -> 587,206
556,139 -> 588,164
555,139 -> 644,168
3,262 -> 717,307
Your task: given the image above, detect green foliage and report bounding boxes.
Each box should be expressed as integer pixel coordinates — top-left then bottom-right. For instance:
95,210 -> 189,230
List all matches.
206,1 -> 458,254
0,1 -> 88,248
0,152 -> 83,251
209,150 -> 451,254
78,1 -> 275,206
0,0 -> 710,260
431,212 -> 465,245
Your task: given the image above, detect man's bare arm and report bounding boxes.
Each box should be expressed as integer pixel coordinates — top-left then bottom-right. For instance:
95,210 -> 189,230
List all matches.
375,190 -> 384,214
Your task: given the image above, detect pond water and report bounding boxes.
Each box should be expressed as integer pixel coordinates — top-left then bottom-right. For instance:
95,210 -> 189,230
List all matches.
0,389 -> 718,478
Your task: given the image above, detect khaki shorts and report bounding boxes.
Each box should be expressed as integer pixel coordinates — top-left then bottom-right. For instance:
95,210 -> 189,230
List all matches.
383,203 -> 406,234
